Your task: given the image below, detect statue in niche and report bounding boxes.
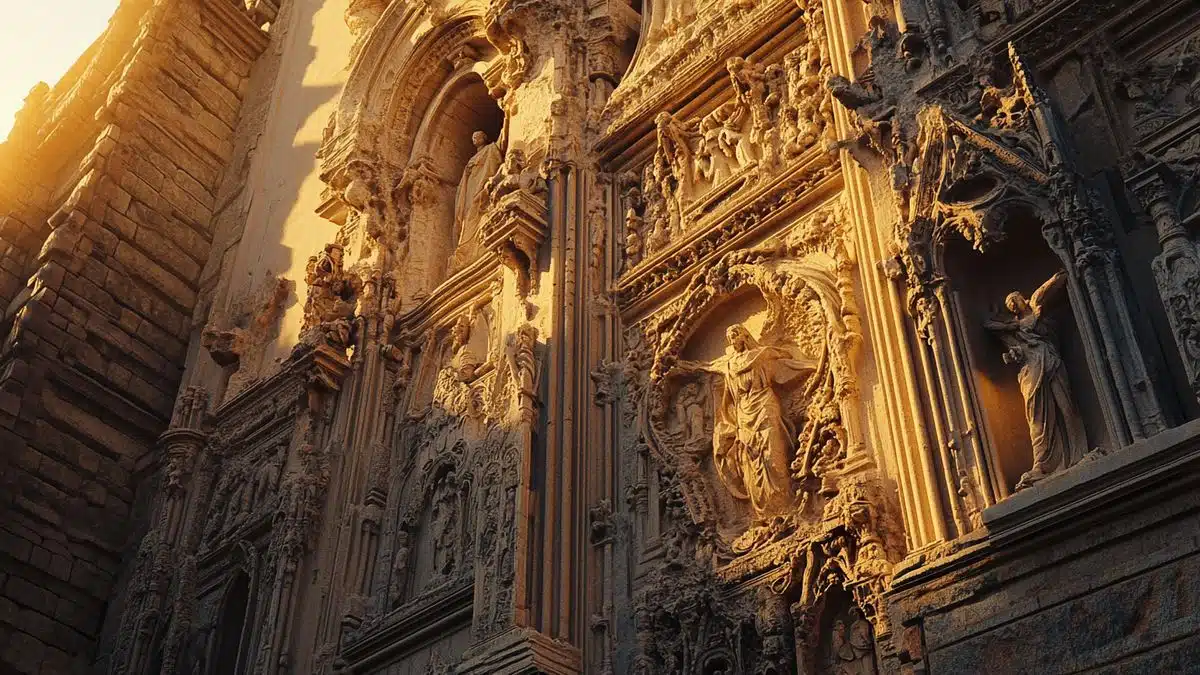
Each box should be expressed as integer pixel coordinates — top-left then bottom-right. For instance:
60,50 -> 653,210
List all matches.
452,131 -> 504,259
388,528 -> 412,607
673,381 -> 710,455
822,617 -> 877,675
429,471 -> 459,580
671,325 -> 816,549
984,271 -> 1087,490
447,314 -> 482,382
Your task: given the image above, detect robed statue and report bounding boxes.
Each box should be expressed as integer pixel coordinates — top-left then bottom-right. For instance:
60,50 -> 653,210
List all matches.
673,325 -> 815,545
452,130 -> 503,258
985,270 -> 1087,490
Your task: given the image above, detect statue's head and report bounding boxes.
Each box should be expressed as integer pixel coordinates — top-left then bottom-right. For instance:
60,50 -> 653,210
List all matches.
1005,291 -> 1030,317
472,131 -> 489,148
726,325 -> 754,352
655,111 -> 672,129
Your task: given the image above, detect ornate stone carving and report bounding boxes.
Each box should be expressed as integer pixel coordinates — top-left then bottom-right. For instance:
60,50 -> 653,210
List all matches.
430,469 -> 461,583
505,323 -> 540,424
452,132 -> 506,269
1128,155 -> 1200,405
644,230 -> 861,550
300,243 -> 361,351
202,274 -> 292,398
480,177 -> 549,301
631,44 -> 834,249
669,326 -> 816,549
985,271 -> 1088,489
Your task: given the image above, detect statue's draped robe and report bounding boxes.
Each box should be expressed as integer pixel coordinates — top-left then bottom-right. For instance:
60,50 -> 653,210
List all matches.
1005,314 -> 1086,482
453,142 -> 503,254
710,345 -> 813,522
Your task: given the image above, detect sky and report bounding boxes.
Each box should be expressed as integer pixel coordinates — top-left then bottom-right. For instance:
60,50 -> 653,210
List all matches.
0,0 -> 121,139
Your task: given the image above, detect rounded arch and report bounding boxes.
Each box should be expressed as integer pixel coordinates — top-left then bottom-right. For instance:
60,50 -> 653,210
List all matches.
329,6 -> 500,171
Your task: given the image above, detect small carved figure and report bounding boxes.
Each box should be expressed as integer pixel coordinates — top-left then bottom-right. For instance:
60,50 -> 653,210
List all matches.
430,472 -> 459,578
823,617 -> 877,675
253,451 -> 283,508
674,381 -> 709,455
453,131 -> 504,250
447,314 -> 481,382
388,529 -> 411,607
485,148 -> 545,203
624,207 -> 644,269
985,271 -> 1087,490
672,326 -> 816,548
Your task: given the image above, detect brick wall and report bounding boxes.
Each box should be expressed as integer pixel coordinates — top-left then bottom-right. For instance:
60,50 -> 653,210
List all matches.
0,1 -> 267,672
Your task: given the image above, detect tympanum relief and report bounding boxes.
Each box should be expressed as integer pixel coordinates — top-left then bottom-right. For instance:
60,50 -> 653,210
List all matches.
642,213 -> 863,553
985,270 -> 1088,489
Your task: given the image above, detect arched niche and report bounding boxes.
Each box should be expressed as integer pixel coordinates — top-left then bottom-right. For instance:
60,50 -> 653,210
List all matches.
402,69 -> 505,299
330,5 -> 497,168
941,212 -> 1110,496
211,572 -> 252,675
812,587 -> 878,675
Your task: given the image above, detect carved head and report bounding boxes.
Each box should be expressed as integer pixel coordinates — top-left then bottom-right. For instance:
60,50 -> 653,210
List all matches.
725,325 -> 756,352
472,131 -> 489,148
1005,291 -> 1030,317
504,148 -> 527,171
451,315 -> 471,350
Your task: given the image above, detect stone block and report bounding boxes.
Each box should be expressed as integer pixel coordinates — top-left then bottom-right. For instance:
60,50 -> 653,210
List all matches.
1,629 -> 45,674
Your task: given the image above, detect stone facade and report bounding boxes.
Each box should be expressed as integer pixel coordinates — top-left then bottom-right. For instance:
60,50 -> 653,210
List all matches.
1,0 -> 1199,674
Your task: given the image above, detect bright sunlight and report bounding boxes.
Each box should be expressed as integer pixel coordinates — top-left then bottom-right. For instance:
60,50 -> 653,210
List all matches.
0,0 -> 121,139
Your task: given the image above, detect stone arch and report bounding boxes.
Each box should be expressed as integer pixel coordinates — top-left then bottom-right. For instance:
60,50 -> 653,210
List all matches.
327,6 -> 499,172
402,68 -> 506,296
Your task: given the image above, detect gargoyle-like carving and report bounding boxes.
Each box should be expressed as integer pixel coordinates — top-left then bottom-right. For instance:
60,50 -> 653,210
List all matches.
985,271 -> 1087,490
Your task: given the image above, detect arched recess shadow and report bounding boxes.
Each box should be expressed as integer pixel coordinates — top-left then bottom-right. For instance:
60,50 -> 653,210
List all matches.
212,571 -> 252,675
401,69 -> 505,299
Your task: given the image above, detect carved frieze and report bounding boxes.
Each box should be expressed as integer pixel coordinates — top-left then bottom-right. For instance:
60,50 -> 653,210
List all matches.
624,36 -> 835,265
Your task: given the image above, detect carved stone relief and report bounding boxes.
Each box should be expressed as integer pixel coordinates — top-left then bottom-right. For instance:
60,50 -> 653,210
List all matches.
202,273 -> 293,401
624,34 -> 835,265
641,215 -> 861,551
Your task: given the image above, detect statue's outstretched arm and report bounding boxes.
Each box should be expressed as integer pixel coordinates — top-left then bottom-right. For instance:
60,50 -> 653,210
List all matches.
1031,270 -> 1069,314
673,358 -> 717,375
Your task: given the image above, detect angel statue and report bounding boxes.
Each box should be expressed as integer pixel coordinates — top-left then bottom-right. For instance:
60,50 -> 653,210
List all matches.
985,270 -> 1087,490
672,325 -> 816,550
